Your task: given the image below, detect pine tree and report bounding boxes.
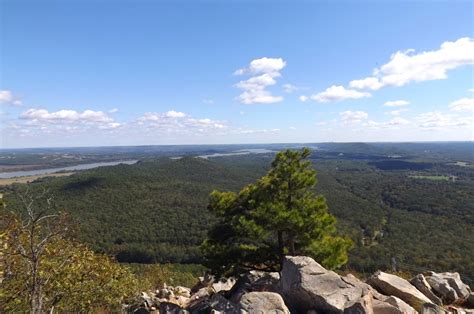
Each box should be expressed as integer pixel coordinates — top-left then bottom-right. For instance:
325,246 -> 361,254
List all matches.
201,148 -> 352,276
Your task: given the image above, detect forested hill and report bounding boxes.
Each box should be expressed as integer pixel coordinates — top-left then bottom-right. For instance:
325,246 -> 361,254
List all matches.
2,151 -> 474,286
3,157 -> 268,263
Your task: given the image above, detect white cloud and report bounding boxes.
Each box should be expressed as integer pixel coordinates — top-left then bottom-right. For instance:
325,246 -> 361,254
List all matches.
137,110 -> 227,132
384,100 -> 410,107
468,88 -> 474,92
0,90 -> 22,106
387,117 -> 410,125
108,108 -> 119,113
234,57 -> 286,104
235,57 -> 286,76
386,109 -> 409,116
235,73 -> 278,90
283,84 -> 299,93
165,110 -> 186,118
17,108 -> 121,133
0,90 -> 13,102
352,37 -> 474,90
339,110 -> 369,124
349,77 -> 384,90
289,126 -> 296,130
299,95 -> 308,102
311,85 -> 371,103
238,90 -> 283,105
362,117 -> 411,129
233,128 -> 280,135
449,98 -> 474,112
21,108 -> 113,123
416,111 -> 473,129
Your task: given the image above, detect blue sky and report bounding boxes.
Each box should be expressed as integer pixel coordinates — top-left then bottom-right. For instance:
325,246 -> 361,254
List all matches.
1,0 -> 473,148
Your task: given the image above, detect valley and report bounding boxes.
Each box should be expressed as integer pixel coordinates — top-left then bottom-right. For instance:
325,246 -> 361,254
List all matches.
2,142 -> 473,286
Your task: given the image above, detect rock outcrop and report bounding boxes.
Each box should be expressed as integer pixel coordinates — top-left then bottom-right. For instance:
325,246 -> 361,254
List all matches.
131,255 -> 474,314
226,270 -> 280,303
280,256 -> 368,313
368,270 -> 433,312
239,291 -> 290,313
424,272 -> 472,305
410,274 -> 443,305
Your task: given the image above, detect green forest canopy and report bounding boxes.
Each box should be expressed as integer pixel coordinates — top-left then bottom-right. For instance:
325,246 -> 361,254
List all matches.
2,149 -> 473,286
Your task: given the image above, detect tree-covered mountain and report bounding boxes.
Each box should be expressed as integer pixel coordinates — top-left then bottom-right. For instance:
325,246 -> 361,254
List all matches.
2,149 -> 473,286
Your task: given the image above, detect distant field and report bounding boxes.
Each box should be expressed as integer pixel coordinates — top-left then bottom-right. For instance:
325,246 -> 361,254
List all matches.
449,161 -> 474,168
0,164 -> 43,172
0,172 -> 74,186
408,175 -> 454,181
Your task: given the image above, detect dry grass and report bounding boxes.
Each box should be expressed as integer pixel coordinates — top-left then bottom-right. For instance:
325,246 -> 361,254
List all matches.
0,172 -> 74,186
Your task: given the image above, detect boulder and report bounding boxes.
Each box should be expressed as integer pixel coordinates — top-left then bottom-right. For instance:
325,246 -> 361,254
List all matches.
372,296 -> 417,314
421,303 -> 450,314
190,272 -> 214,293
159,302 -> 188,314
465,293 -> 474,308
156,288 -> 174,299
424,272 -> 472,305
227,270 -> 280,303
384,296 -> 417,314
140,292 -> 154,308
187,292 -> 238,313
239,291 -> 290,314
410,274 -> 443,305
212,277 -> 237,293
446,306 -> 474,314
185,286 -> 212,309
343,291 -> 374,314
133,308 -> 151,314
372,299 -> 401,314
280,256 -> 369,313
342,273 -> 387,301
368,271 -> 433,312
174,286 -> 191,298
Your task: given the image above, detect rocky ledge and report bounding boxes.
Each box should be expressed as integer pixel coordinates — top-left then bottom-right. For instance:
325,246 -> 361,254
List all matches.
132,256 -> 474,314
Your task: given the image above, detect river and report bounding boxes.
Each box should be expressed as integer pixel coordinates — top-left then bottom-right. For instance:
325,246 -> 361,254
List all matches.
0,160 -> 138,179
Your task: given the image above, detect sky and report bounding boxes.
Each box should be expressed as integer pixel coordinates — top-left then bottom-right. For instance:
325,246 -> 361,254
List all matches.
1,0 -> 473,148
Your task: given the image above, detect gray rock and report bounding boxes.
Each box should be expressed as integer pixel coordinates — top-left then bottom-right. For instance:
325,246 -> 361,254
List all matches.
227,270 -> 280,303
174,286 -> 192,298
421,303 -> 450,314
212,277 -> 237,293
372,296 -> 417,314
208,293 -> 239,313
187,292 -> 238,313
280,256 -> 368,313
343,291 -> 374,314
425,272 -> 472,305
372,299 -> 401,314
141,292 -> 154,308
159,302 -> 188,314
368,270 -> 433,312
447,306 -> 474,314
239,291 -> 290,314
186,287 -> 212,310
383,296 -> 417,314
411,274 -> 443,305
343,273 -> 386,301
465,292 -> 474,308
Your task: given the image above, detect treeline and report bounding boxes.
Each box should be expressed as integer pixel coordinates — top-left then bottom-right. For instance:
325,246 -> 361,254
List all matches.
2,153 -> 474,286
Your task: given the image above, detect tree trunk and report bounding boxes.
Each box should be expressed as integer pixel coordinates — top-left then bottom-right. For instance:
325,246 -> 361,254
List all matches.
30,282 -> 43,314
278,231 -> 284,266
288,236 -> 295,255
30,257 -> 43,314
